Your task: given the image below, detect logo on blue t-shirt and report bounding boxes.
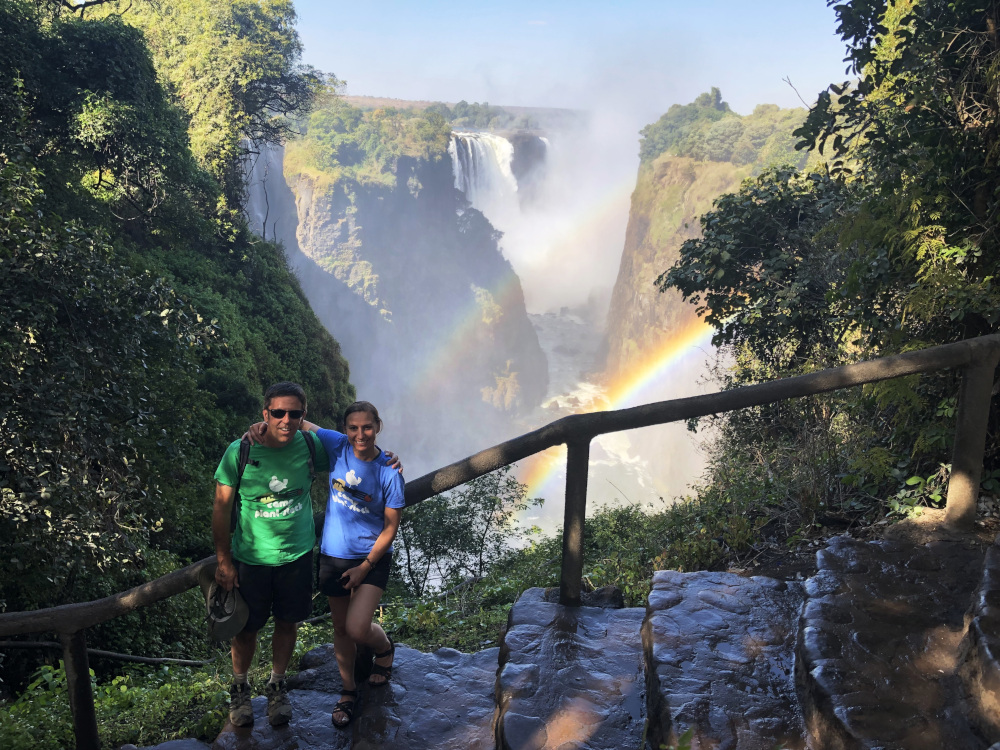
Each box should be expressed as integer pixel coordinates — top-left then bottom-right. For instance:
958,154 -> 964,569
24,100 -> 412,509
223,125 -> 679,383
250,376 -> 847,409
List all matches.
332,476 -> 372,503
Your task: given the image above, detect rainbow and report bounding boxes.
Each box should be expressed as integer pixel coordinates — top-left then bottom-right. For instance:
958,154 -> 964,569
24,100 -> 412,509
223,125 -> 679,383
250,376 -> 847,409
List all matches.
520,318 -> 716,501
408,171 -> 636,397
409,273 -> 525,396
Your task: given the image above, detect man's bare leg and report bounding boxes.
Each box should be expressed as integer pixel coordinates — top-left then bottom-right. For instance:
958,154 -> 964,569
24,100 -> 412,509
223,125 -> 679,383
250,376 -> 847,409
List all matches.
229,630 -> 258,726
271,619 -> 297,674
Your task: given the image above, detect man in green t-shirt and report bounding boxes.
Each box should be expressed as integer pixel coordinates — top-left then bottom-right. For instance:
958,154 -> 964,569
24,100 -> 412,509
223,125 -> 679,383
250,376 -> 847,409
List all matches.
212,381 -> 329,728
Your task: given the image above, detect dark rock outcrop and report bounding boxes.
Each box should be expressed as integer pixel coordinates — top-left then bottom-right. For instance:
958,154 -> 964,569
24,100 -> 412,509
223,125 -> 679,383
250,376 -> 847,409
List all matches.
964,544 -> 1000,739
798,536 -> 990,750
248,145 -> 547,473
643,570 -> 807,750
138,533 -> 1000,750
203,644 -> 497,750
496,587 -> 646,750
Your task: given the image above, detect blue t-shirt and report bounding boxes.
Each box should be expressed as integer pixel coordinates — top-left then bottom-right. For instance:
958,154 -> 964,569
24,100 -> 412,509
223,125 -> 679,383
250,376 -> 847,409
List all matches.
316,427 -> 405,558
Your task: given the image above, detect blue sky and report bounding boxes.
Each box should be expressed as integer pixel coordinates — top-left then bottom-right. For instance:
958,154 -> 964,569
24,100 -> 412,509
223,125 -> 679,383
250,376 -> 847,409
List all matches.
293,1 -> 849,119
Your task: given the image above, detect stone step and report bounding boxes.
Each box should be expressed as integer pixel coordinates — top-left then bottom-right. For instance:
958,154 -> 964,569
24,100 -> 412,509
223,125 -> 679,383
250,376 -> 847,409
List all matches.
496,588 -> 646,750
963,544 -> 1000,738
201,644 -> 498,750
798,535 -> 991,750
643,569 -> 807,750
129,533 -> 1000,750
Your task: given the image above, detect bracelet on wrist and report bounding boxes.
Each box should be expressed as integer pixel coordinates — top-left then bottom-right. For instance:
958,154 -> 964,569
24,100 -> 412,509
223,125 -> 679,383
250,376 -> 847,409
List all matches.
364,558 -> 374,569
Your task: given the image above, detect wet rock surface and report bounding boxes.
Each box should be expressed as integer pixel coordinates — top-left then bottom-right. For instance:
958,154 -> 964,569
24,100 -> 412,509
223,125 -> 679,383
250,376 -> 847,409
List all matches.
140,644 -> 497,750
799,535 -> 990,750
135,532 -> 1000,750
964,544 -> 1000,738
497,587 -> 645,750
643,569 -> 807,750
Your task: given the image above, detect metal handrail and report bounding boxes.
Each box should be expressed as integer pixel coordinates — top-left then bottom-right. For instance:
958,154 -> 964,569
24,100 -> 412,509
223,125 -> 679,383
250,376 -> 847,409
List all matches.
3,333 -> 999,750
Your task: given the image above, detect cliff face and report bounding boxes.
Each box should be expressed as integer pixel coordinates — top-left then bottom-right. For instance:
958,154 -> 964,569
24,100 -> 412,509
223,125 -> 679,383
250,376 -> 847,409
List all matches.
604,154 -> 750,377
604,95 -> 809,379
250,146 -> 547,473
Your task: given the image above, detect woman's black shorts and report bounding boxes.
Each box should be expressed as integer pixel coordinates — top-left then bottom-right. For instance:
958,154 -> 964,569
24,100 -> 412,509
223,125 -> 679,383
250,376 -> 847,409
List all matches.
318,553 -> 391,597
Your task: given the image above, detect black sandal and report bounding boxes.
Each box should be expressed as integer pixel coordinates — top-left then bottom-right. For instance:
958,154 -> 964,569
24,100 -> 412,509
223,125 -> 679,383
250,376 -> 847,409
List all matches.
331,688 -> 357,728
369,635 -> 394,686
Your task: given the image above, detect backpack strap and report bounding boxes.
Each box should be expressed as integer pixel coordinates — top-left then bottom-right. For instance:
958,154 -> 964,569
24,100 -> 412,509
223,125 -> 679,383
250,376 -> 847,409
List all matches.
229,436 -> 252,534
302,430 -> 317,482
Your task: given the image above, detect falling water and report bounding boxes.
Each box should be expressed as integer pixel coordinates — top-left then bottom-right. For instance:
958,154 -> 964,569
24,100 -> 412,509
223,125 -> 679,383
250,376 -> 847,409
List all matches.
448,132 -> 521,228
446,126 -> 710,532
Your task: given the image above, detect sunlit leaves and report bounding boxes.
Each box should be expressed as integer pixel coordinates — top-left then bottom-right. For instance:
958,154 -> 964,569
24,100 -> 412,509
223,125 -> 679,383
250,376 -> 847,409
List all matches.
0,152 -> 214,610
115,0 -> 323,207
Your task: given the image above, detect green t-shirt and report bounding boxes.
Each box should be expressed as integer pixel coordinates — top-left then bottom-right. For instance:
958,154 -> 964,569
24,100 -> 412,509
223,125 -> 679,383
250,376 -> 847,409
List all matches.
214,432 -> 331,566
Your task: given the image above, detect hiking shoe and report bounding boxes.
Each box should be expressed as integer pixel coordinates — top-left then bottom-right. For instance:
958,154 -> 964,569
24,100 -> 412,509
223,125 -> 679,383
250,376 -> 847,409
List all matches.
228,681 -> 254,727
265,678 -> 292,726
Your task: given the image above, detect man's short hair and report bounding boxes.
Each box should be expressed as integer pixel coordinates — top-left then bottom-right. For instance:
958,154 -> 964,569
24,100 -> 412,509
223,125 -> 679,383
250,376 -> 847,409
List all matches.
263,382 -> 307,410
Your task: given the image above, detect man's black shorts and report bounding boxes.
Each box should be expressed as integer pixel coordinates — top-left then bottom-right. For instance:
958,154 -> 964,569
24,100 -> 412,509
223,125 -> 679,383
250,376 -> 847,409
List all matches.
318,554 -> 391,597
237,551 -> 313,632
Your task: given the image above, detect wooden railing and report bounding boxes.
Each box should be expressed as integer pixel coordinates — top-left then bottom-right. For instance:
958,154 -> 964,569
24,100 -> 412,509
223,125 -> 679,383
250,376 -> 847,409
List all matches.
2,334 -> 999,749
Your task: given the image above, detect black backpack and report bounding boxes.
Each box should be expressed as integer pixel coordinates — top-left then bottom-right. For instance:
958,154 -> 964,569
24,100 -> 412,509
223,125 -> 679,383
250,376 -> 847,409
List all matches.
229,431 -> 318,533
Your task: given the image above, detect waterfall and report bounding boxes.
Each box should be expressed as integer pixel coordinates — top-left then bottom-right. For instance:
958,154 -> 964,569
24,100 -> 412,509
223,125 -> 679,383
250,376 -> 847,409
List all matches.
448,132 -> 521,229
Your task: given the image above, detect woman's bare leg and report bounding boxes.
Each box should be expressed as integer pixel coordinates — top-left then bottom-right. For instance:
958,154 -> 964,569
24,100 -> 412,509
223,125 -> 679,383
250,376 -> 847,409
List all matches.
345,584 -> 392,684
328,595 -> 356,725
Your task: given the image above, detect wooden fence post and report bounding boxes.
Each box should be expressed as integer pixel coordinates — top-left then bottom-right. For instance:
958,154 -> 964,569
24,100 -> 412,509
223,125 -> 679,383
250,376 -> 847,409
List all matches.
60,630 -> 100,750
560,439 -> 590,607
946,348 -> 1000,528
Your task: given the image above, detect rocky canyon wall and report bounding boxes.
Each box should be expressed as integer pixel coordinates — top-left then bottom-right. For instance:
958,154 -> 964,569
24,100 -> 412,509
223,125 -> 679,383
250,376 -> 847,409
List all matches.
603,155 -> 750,377
604,98 -> 809,380
247,145 -> 547,475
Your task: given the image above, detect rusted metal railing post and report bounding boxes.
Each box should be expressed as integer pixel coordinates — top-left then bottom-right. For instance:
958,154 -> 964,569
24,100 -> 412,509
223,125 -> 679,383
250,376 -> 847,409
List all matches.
60,629 -> 100,750
559,439 -> 590,606
946,346 -> 1000,528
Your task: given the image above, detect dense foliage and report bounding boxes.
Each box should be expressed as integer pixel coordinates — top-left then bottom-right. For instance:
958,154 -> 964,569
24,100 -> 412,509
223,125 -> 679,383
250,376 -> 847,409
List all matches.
639,87 -> 807,167
0,0 -> 353,682
424,100 -> 538,130
285,95 -> 453,187
95,0 -> 324,209
394,467 -> 542,596
659,0 -> 1000,527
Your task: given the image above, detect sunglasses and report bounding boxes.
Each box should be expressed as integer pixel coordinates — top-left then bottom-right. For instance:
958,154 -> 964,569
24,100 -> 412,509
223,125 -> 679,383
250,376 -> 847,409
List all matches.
267,408 -> 304,420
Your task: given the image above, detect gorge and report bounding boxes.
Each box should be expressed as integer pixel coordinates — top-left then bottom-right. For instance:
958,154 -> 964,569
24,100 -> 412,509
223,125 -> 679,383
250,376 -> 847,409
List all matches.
244,92 -> 814,529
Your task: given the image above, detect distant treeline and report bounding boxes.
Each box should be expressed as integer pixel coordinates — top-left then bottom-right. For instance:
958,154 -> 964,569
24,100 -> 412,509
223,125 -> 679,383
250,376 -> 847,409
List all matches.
424,100 -> 539,130
285,95 -> 453,188
639,87 -> 805,168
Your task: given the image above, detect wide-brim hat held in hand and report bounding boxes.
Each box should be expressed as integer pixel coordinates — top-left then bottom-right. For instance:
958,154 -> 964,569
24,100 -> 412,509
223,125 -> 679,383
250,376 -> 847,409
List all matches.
198,562 -> 249,641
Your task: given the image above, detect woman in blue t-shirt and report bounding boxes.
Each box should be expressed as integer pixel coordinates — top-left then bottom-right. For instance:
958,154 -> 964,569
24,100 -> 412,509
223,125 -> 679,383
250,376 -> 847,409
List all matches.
313,401 -> 404,728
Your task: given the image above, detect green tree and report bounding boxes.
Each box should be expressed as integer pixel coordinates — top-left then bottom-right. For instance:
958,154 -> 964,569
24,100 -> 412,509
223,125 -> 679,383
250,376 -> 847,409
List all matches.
105,0 -> 323,208
657,1 -> 1000,526
639,87 -> 732,163
0,137 -> 214,614
395,467 -> 541,596
659,167 -> 852,370
0,3 -> 354,676
288,96 -> 452,188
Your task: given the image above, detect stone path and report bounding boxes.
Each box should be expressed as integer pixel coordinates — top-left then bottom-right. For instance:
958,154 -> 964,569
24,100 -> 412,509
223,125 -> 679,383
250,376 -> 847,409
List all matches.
964,544 -> 1000,739
643,570 -> 807,750
496,588 -> 646,750
134,532 -> 1000,750
133,645 -> 498,750
798,535 -> 990,750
